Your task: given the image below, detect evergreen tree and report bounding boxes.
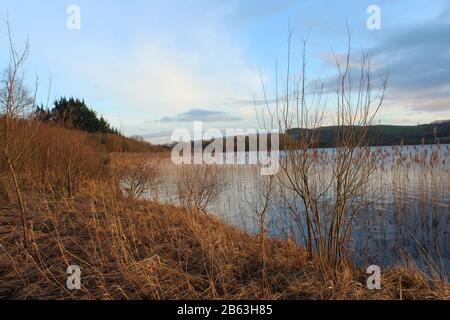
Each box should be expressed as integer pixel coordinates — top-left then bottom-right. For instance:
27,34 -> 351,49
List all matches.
34,97 -> 118,135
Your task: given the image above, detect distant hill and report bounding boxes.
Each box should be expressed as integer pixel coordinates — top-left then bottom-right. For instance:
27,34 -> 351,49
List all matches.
430,119 -> 450,125
287,121 -> 450,147
174,121 -> 450,152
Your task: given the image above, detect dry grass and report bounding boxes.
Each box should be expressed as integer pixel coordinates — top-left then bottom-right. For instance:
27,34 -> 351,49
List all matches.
0,182 -> 447,300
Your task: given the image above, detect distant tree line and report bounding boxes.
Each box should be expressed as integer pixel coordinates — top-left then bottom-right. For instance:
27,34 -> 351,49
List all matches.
34,97 -> 120,135
286,121 -> 450,148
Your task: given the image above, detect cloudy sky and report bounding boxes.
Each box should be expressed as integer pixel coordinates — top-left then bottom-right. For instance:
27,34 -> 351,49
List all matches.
0,0 -> 449,143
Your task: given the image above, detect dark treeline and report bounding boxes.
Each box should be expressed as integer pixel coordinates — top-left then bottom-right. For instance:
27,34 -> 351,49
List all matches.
287,121 -> 450,148
32,97 -> 168,154
34,97 -> 120,135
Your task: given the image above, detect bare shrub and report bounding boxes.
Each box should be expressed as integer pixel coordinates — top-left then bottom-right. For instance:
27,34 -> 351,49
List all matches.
256,31 -> 387,274
33,125 -> 108,197
246,174 -> 276,296
177,165 -> 228,213
112,157 -> 160,200
0,20 -> 37,248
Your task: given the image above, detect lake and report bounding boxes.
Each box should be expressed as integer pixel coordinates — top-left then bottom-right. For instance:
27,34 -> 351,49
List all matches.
150,144 -> 450,277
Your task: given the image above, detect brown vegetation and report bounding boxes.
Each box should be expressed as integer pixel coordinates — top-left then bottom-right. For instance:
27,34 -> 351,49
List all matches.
176,165 -> 228,213
0,112 -> 446,299
0,112 -> 447,300
0,183 -> 448,299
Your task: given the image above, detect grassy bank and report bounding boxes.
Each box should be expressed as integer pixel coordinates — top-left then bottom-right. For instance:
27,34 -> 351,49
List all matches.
0,182 -> 448,300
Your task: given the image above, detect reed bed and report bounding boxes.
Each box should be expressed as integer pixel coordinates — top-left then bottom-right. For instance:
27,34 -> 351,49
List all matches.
0,180 -> 448,300
153,145 -> 449,282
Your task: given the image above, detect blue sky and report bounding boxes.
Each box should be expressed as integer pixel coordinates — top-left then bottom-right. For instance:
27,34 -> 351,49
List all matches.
1,0 -> 449,143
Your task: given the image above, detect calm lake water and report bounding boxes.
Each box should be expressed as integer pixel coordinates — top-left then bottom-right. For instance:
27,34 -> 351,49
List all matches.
150,144 -> 450,277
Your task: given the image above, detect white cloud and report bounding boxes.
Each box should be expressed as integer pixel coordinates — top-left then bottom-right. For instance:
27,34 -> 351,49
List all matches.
69,28 -> 260,128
